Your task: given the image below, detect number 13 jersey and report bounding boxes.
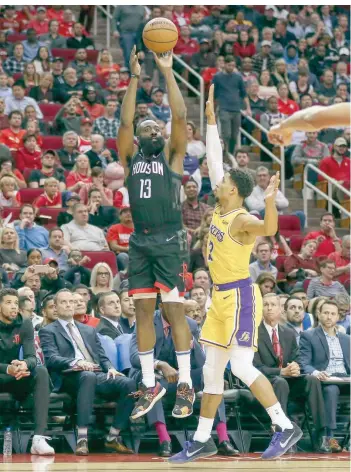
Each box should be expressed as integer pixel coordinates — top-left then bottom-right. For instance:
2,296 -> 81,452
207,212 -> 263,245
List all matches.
127,151 -> 183,233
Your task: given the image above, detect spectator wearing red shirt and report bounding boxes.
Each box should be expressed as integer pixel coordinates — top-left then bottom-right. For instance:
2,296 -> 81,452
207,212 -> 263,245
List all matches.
58,9 -> 75,38
46,6 -> 65,23
174,25 -> 199,57
66,154 -> 92,192
106,206 -> 134,271
0,111 -> 26,152
233,30 -> 256,58
15,134 -> 42,173
284,239 -> 319,284
318,137 -> 350,198
303,213 -> 342,258
172,6 -> 190,28
0,5 -> 23,33
329,235 -> 350,286
96,49 -> 120,80
27,7 -> 49,35
277,82 -> 299,116
73,292 -> 100,328
33,177 -> 62,208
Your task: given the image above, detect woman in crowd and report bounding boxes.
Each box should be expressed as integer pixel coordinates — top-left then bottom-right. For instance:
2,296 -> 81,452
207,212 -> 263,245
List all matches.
23,105 -> 47,135
331,27 -> 349,51
308,296 -> 329,328
96,49 -> 120,80
11,248 -> 43,287
0,226 -> 27,271
33,46 -> 52,75
79,167 -> 113,206
258,69 -> 278,100
284,239 -> 319,281
0,156 -> 26,189
90,262 -> 114,308
29,72 -> 54,103
0,175 -> 21,207
186,121 -> 205,159
66,154 -> 92,192
272,59 -> 290,87
23,62 -> 40,90
233,30 -> 256,59
256,272 -> 277,296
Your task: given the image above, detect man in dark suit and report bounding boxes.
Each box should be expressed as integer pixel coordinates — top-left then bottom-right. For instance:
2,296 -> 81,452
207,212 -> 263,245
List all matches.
39,289 -> 136,456
96,292 -> 124,339
129,305 -> 238,458
284,296 -> 305,344
300,300 -> 350,453
254,293 -> 327,451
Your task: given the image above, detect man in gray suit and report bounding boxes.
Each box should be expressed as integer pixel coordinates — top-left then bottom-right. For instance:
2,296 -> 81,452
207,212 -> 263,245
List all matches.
300,300 -> 350,453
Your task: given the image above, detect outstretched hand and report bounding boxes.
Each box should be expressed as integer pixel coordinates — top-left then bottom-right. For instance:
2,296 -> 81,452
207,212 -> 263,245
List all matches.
206,84 -> 216,125
129,45 -> 141,76
153,50 -> 173,74
264,171 -> 280,203
267,124 -> 293,146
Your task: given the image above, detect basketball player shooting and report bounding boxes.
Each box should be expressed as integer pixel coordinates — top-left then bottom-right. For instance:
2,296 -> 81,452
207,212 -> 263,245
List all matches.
117,47 -> 194,420
170,85 -> 302,464
268,102 -> 351,145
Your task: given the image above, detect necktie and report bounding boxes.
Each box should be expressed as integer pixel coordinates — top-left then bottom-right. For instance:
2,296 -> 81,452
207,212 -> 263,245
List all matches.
272,328 -> 283,368
67,322 -> 94,363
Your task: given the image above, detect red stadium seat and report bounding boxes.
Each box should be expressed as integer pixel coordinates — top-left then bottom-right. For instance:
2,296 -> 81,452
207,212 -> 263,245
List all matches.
1,207 -> 20,222
81,251 -> 118,275
39,104 -> 62,121
19,188 -> 43,204
36,208 -> 62,228
52,48 -> 99,65
278,215 -> 301,238
289,235 -> 304,254
7,33 -> 26,42
275,255 -> 287,281
42,135 -> 62,151
106,138 -> 117,151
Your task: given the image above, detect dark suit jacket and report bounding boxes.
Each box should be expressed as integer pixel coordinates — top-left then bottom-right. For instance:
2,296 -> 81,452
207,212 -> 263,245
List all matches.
129,312 -> 204,375
39,319 -> 113,391
299,325 -> 350,375
253,322 -> 299,378
96,317 -> 124,339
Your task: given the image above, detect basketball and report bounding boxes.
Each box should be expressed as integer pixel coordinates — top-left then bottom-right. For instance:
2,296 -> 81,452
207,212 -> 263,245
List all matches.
142,17 -> 178,54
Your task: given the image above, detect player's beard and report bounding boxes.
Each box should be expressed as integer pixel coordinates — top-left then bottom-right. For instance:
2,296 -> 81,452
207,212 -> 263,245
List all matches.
139,136 -> 165,158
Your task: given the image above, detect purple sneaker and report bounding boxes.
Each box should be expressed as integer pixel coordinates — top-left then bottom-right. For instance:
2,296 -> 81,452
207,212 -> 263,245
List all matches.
168,438 -> 217,464
262,422 -> 303,460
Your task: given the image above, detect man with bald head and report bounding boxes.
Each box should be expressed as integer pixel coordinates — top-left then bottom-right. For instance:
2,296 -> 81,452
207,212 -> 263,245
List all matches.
254,293 -> 327,452
117,46 -> 194,419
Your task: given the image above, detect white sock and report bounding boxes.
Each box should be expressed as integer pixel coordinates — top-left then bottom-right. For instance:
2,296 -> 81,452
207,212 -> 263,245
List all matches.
107,426 -> 120,441
139,349 -> 156,388
266,402 -> 293,430
193,416 -> 214,443
176,350 -> 192,388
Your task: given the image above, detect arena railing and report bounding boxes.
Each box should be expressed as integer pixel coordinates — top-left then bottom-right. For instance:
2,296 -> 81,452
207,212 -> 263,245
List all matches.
94,6 -> 205,137
238,112 -> 285,195
303,163 -> 351,226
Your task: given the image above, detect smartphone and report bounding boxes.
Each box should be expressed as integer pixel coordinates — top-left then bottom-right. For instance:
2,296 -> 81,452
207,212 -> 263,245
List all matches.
33,265 -> 52,275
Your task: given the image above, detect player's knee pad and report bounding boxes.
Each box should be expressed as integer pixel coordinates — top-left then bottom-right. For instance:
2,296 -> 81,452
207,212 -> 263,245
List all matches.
202,346 -> 229,395
132,292 -> 157,300
160,287 -> 184,303
230,347 -> 261,387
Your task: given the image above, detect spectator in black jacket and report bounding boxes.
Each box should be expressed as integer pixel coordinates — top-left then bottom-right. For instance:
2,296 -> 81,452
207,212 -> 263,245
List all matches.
96,291 -> 124,339
63,251 -> 92,287
87,188 -> 117,230
0,288 -> 54,455
66,23 -> 94,49
118,286 -> 136,334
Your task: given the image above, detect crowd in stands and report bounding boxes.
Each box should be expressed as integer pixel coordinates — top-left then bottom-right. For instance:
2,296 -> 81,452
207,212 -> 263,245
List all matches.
0,4 -> 349,457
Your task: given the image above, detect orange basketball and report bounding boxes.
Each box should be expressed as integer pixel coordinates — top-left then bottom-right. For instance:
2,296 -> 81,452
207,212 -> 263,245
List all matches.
142,17 -> 178,54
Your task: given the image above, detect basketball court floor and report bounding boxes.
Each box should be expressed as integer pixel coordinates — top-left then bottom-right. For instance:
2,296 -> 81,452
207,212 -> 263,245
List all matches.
1,453 -> 349,472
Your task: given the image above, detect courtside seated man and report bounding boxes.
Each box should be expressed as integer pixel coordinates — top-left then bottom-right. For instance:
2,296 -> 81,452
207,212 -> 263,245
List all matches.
117,47 -> 194,420
170,86 -> 302,463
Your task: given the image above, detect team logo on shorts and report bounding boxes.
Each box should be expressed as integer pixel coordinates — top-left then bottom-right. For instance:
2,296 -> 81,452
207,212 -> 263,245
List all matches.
238,332 -> 250,342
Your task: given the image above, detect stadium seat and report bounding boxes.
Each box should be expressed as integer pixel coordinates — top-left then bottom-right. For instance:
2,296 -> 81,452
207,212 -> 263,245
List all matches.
1,207 -> 20,222
278,215 -> 301,237
275,255 -> 287,281
106,138 -> 117,151
19,188 -> 43,204
81,251 -> 118,275
36,207 -> 63,228
7,33 -> 26,42
289,235 -> 304,254
42,135 -> 63,150
52,48 -> 99,64
39,104 -> 62,122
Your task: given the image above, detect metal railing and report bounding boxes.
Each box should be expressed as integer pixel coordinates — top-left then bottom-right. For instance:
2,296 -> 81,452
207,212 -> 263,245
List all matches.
238,113 -> 285,195
93,6 -> 205,136
303,163 -> 350,225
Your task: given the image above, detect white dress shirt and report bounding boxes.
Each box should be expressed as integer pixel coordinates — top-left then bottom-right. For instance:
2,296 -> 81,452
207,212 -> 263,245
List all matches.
263,321 -> 280,343
101,316 -> 120,330
58,318 -> 85,365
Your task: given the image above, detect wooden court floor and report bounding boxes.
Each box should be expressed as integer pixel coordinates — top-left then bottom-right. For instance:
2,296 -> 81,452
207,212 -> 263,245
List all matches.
0,453 -> 349,472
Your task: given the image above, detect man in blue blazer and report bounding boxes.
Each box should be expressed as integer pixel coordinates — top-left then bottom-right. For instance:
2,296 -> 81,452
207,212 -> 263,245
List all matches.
300,300 -> 350,453
129,306 -> 237,458
39,289 -> 136,456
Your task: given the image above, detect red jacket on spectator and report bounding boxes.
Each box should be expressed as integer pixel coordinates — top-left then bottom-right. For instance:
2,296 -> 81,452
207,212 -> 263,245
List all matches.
278,99 -> 299,116
0,16 -> 23,32
0,129 -> 26,152
174,38 -> 199,56
58,21 -> 75,38
81,102 -> 105,121
46,7 -> 64,22
233,42 -> 256,58
33,191 -> 62,208
318,156 -> 350,187
15,147 -> 42,173
27,19 -> 49,35
303,231 -> 339,258
329,250 -> 350,285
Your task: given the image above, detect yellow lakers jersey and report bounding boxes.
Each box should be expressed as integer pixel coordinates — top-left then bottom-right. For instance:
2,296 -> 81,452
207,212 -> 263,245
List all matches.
207,206 -> 254,284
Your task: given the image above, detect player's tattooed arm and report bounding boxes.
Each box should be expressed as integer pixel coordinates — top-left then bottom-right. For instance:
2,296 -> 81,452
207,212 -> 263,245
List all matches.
117,46 -> 140,175
154,51 -> 187,174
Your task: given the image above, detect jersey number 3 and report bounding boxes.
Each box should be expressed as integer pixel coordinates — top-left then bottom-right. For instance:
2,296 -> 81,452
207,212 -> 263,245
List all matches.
140,179 -> 151,199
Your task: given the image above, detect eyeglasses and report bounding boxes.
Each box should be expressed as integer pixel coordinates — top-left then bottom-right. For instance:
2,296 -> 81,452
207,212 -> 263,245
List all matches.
97,272 -> 109,276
